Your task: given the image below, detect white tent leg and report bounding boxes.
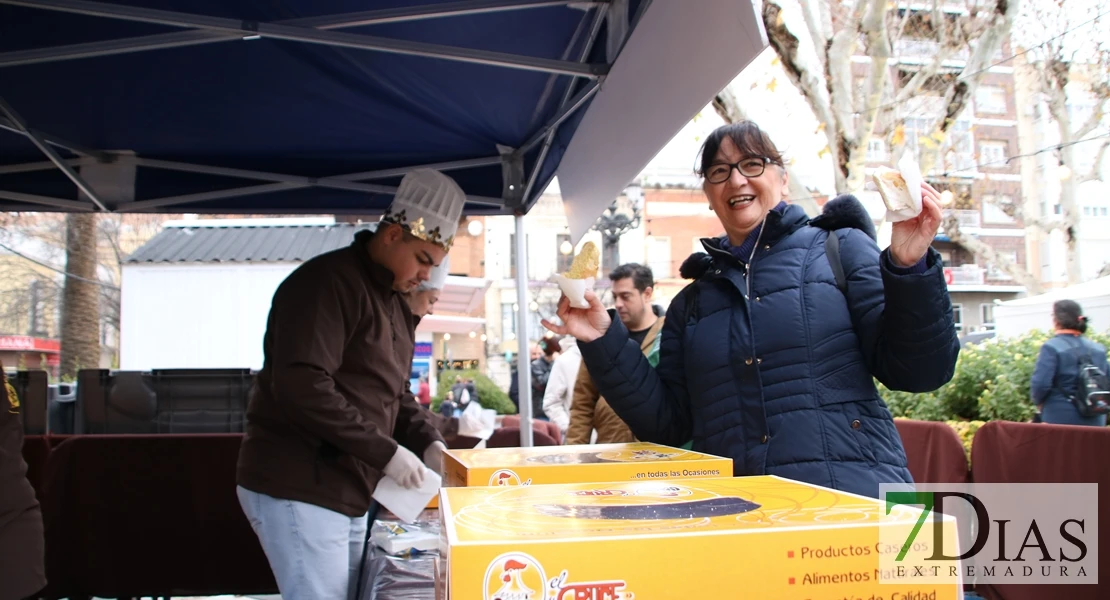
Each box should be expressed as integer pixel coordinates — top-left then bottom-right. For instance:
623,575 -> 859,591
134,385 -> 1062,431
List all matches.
513,213 -> 534,447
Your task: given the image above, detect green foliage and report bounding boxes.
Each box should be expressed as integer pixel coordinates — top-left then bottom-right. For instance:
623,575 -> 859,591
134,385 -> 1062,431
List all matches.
878,328 -> 1110,423
432,369 -> 517,415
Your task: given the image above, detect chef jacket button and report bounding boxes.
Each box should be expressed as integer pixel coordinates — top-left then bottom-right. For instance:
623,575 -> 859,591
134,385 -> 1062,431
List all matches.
745,357 -> 753,365
851,419 -> 862,430
760,434 -> 769,444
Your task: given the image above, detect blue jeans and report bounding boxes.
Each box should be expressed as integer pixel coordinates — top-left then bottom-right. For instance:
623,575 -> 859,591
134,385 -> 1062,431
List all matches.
237,486 -> 369,600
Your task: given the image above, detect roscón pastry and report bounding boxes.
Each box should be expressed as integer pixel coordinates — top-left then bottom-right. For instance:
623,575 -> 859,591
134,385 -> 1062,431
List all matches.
564,241 -> 600,280
550,241 -> 600,309
873,166 -> 912,213
871,159 -> 923,222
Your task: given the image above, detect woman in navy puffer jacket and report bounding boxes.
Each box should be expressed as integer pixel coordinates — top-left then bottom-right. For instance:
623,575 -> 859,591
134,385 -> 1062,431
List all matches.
543,122 -> 960,499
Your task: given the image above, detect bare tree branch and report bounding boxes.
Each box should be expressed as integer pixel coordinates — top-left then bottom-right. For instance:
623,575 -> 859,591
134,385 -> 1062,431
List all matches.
845,0 -> 892,191
762,0 -> 844,188
1079,137 -> 1110,183
800,0 -> 832,72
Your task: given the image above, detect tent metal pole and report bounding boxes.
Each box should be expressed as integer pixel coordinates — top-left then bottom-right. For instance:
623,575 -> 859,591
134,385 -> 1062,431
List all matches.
0,189 -> 95,210
1,0 -> 607,77
122,182 -> 506,212
0,97 -> 109,211
0,1 -> 606,67
0,117 -> 110,160
0,158 -> 90,175
133,159 -> 403,195
339,156 -> 503,181
513,213 -> 534,447
519,5 -> 607,203
516,80 -> 600,156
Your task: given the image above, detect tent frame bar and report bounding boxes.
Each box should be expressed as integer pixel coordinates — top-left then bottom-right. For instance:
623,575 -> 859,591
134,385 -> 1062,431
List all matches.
0,96 -> 109,211
1,0 -> 609,77
520,4 -> 607,204
0,189 -> 94,210
0,0 -> 607,68
0,116 -> 109,159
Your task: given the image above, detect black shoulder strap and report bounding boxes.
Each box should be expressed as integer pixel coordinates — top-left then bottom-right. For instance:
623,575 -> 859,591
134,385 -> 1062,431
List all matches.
824,230 -> 847,294
683,281 -> 701,325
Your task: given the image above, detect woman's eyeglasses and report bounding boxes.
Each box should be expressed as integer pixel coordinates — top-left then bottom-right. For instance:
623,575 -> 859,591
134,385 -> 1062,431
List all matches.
704,157 -> 774,184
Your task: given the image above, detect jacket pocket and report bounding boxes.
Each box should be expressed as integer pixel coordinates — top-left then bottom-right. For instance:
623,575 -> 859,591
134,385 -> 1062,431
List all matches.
840,402 -> 878,466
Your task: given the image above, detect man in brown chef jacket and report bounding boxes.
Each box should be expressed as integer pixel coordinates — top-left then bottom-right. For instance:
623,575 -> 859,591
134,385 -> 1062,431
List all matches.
236,169 -> 466,600
0,365 -> 47,600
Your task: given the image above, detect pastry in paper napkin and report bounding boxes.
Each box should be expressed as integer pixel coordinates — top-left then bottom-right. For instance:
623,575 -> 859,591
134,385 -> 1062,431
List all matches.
549,241 -> 600,309
872,153 -> 923,223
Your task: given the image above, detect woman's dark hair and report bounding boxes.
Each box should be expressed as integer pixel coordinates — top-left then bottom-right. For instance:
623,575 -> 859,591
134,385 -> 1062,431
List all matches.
1053,299 -> 1088,334
696,121 -> 785,177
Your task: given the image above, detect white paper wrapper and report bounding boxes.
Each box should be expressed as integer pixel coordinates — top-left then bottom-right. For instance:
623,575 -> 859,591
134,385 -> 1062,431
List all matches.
372,468 -> 441,524
549,274 -> 596,309
884,153 -> 924,223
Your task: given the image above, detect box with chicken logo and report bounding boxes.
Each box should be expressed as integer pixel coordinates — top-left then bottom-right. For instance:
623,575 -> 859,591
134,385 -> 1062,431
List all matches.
437,475 -> 962,600
441,442 -> 732,489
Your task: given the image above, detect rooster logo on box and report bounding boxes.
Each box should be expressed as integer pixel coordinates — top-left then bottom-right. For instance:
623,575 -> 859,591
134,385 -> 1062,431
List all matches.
485,553 -> 546,600
489,469 -> 532,487
483,552 -> 634,600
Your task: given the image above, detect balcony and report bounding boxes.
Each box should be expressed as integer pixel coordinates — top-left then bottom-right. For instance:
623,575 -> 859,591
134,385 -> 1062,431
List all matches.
895,39 -> 970,62
944,265 -> 985,286
944,209 -> 981,228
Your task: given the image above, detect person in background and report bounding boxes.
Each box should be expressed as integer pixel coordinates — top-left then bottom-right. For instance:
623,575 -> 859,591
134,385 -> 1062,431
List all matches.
236,169 -> 465,599
544,121 -> 959,500
1031,300 -> 1109,427
1,364 -> 47,600
566,264 -> 663,445
530,338 -> 559,420
417,376 -> 431,408
542,336 -> 583,440
404,258 -> 449,411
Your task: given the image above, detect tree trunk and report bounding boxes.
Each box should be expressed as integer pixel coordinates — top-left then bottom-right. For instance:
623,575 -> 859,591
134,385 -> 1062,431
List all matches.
59,212 -> 101,379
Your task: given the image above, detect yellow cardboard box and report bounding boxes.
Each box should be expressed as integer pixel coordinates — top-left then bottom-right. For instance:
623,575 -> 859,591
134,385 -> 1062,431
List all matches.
439,475 -> 961,600
442,442 -> 732,488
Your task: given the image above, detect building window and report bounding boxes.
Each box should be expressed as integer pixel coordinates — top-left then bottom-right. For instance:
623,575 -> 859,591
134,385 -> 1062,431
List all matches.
556,234 -> 573,274
501,303 -> 516,337
979,141 -> 1008,167
980,303 -> 996,331
938,250 -> 953,267
952,304 -> 964,332
982,195 -> 1016,224
645,236 -> 672,279
975,86 -> 1007,114
867,138 -> 888,162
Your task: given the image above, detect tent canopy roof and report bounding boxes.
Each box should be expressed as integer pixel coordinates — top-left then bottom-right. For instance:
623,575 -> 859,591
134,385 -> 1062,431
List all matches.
0,0 -> 765,236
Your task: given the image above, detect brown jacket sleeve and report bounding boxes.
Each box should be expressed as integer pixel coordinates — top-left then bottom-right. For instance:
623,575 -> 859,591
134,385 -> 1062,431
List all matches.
566,360 -> 599,445
268,268 -> 399,470
394,391 -> 445,455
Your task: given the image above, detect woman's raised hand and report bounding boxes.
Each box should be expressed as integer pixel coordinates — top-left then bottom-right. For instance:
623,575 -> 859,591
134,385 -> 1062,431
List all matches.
540,291 -> 612,343
889,182 -> 944,268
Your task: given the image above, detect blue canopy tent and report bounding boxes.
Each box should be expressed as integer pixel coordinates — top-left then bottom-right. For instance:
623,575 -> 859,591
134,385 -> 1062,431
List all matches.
0,0 -> 766,445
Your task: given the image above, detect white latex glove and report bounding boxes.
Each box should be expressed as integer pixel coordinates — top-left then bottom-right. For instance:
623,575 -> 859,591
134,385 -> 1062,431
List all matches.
423,441 -> 447,477
383,445 -> 425,490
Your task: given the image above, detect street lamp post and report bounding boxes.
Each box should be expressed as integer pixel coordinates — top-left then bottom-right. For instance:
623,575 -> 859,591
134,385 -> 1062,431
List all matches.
591,182 -> 643,276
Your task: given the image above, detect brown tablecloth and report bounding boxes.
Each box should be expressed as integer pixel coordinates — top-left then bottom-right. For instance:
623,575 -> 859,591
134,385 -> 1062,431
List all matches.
971,421 -> 1110,600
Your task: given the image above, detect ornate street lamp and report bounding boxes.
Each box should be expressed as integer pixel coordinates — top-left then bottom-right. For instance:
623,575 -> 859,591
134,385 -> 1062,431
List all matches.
591,182 -> 643,276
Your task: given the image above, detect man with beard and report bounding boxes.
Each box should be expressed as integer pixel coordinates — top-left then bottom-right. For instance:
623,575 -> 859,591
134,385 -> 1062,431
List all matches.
566,264 -> 664,445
